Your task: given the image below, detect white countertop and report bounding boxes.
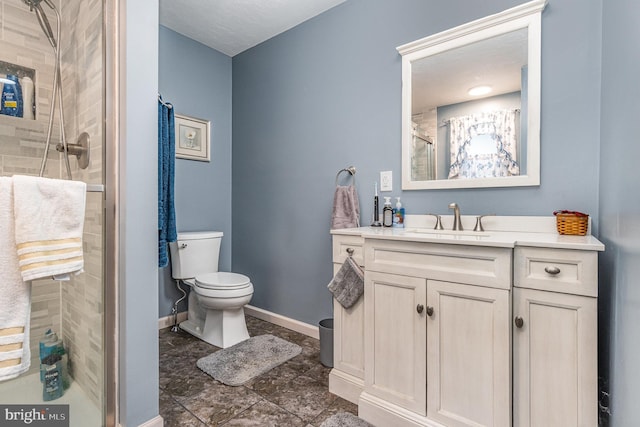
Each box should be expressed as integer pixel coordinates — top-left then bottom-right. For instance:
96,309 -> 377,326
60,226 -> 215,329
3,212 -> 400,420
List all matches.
330,215 -> 605,251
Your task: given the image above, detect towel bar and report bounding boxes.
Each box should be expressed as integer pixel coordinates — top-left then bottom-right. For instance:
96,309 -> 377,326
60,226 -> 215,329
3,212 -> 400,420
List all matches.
86,184 -> 104,192
335,166 -> 356,186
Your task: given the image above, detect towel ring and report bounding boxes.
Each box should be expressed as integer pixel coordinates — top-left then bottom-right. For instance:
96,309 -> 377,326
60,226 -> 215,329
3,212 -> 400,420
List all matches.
335,166 -> 356,186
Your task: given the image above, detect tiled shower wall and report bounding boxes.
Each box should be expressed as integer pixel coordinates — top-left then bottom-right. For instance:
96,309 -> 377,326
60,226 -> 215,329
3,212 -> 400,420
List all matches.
0,0 -> 104,407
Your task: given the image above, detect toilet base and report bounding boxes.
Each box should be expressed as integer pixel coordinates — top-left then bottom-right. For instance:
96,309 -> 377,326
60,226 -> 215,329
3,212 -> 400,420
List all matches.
180,306 -> 249,348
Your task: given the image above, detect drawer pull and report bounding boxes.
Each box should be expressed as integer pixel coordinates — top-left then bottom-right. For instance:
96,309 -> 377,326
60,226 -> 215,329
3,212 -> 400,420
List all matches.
416,304 -> 424,314
426,306 -> 434,317
514,316 -> 524,328
544,266 -> 561,275
346,247 -> 355,256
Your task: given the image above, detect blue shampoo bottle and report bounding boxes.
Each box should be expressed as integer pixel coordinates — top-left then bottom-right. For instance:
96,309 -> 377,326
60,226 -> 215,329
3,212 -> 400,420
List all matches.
0,74 -> 23,117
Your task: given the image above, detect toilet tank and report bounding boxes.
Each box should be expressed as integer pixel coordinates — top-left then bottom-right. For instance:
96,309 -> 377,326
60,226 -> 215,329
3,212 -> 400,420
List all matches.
169,231 -> 223,279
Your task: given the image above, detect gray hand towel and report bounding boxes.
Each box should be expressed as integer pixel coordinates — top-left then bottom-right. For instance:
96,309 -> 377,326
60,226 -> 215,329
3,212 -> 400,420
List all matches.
331,185 -> 360,229
328,256 -> 364,308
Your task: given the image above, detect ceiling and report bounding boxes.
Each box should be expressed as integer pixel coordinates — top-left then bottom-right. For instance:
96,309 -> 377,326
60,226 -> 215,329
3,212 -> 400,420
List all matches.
412,28 -> 528,114
159,0 -> 347,57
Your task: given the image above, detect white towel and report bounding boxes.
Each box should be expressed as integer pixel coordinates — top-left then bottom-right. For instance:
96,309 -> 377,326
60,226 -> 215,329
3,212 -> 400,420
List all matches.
12,175 -> 86,282
0,177 -> 31,381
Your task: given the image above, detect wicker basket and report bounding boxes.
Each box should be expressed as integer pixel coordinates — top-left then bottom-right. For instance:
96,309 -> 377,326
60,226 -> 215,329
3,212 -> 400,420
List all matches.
554,211 -> 589,236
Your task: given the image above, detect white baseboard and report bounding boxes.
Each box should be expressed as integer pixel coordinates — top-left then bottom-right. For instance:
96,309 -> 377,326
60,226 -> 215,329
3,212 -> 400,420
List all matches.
158,312 -> 187,330
158,306 -> 319,339
244,305 -> 320,339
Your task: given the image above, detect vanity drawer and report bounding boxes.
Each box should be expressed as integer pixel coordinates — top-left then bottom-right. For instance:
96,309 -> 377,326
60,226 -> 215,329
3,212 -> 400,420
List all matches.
514,247 -> 597,297
333,235 -> 364,266
365,239 -> 512,289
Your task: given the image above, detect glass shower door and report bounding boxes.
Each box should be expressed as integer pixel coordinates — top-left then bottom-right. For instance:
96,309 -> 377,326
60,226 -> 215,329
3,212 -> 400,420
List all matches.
0,0 -> 108,425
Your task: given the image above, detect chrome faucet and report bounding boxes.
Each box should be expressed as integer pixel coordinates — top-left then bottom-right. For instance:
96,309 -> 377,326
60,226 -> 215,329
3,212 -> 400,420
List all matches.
448,202 -> 463,231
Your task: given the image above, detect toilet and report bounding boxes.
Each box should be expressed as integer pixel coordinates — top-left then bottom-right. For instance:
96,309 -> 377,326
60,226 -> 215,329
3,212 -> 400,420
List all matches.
169,231 -> 253,348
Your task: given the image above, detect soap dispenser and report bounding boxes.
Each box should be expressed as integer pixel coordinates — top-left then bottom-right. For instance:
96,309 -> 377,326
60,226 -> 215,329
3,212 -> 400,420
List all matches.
383,197 -> 393,227
393,197 -> 405,228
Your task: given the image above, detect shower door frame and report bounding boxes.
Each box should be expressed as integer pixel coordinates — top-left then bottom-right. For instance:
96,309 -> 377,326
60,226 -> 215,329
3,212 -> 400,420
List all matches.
104,0 -> 119,425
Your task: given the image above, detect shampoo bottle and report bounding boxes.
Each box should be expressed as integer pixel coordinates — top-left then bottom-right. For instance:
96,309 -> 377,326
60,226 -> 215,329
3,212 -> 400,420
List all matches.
0,74 -> 22,117
20,76 -> 34,119
42,353 -> 64,401
383,197 -> 393,227
393,197 -> 405,228
39,329 -> 70,390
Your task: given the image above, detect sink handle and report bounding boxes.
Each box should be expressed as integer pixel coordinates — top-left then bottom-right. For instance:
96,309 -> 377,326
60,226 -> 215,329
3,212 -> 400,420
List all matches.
426,214 -> 444,230
473,214 -> 495,232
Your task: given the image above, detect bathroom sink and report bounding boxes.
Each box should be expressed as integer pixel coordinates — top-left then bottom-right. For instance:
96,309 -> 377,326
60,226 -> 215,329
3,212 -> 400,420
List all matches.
405,228 -> 491,239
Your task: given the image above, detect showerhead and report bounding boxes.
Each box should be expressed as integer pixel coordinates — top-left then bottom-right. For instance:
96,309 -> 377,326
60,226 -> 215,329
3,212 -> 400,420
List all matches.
22,0 -> 54,10
22,0 -> 57,49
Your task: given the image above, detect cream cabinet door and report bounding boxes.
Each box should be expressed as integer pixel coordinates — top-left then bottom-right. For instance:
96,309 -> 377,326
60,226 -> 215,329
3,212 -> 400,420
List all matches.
513,288 -> 597,427
333,296 -> 365,380
364,271 -> 427,415
426,280 -> 511,427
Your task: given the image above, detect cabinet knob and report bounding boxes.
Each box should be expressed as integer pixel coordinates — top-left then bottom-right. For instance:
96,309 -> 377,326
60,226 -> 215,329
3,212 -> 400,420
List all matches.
514,316 -> 524,328
346,247 -> 355,256
426,306 -> 434,317
416,304 -> 424,314
544,266 -> 561,275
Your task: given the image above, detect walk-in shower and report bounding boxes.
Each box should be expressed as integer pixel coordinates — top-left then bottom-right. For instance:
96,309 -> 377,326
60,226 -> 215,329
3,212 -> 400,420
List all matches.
0,0 -> 108,425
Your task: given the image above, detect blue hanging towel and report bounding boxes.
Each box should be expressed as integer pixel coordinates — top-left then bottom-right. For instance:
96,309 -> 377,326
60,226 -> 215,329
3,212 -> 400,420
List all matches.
158,96 -> 177,267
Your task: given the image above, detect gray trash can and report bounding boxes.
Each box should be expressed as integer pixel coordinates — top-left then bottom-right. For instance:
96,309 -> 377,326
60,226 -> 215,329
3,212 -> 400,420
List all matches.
319,318 -> 334,368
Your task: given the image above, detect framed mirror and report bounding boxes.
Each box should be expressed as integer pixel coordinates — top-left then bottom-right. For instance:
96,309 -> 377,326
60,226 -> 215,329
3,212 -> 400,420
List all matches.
398,0 -> 547,190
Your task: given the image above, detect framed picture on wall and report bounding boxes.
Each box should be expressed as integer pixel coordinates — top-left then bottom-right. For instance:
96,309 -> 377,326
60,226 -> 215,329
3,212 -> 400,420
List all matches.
175,114 -> 211,161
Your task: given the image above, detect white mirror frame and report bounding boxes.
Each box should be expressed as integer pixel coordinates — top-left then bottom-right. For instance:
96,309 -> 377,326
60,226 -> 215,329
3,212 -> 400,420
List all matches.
398,0 -> 547,190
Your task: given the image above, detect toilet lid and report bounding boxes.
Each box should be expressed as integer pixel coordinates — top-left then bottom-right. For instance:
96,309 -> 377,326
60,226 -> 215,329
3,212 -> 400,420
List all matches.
195,272 -> 251,290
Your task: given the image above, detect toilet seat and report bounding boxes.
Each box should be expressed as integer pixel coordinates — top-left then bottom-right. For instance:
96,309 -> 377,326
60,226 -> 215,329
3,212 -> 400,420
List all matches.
196,272 -> 251,289
194,272 -> 253,299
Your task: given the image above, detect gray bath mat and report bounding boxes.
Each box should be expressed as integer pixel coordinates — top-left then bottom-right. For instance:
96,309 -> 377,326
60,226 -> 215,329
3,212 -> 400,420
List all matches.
196,334 -> 301,386
320,412 -> 373,427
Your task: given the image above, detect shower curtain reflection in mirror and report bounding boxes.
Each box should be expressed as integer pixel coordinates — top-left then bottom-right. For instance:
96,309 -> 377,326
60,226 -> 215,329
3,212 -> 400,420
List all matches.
447,109 -> 520,179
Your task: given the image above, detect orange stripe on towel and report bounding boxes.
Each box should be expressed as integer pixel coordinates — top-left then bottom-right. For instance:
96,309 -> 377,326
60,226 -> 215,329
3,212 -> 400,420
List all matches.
0,359 -> 21,368
0,342 -> 22,352
18,247 -> 81,261
0,327 -> 24,337
16,237 -> 81,250
20,256 -> 83,272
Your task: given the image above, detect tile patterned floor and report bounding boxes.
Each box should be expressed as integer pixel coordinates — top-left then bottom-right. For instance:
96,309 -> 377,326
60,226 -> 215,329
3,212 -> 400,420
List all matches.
159,315 -> 358,426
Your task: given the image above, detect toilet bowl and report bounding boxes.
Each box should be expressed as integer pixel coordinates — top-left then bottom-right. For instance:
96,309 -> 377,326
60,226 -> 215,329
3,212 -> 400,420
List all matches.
169,232 -> 254,348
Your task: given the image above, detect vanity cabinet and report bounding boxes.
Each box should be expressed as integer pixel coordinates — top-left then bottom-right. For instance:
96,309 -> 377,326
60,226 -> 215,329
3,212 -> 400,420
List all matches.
364,271 -> 427,414
329,226 -> 602,427
359,239 -> 513,427
513,247 -> 598,426
426,280 -> 510,427
329,235 -> 366,403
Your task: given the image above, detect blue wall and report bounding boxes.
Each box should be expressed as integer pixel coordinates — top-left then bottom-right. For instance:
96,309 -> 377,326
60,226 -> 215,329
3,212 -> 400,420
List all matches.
599,0 -> 640,424
158,26 -> 233,317
120,0 -> 159,425
231,0 -> 602,326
